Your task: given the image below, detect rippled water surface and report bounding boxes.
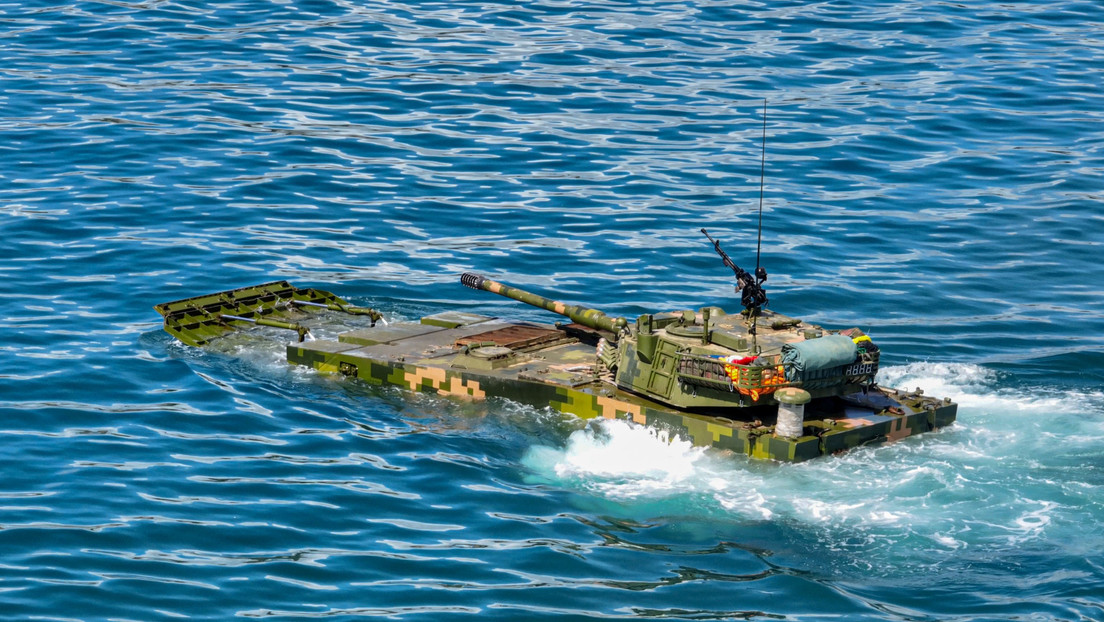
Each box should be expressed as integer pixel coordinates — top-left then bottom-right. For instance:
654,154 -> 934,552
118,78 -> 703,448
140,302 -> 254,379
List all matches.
2,1 -> 1103,620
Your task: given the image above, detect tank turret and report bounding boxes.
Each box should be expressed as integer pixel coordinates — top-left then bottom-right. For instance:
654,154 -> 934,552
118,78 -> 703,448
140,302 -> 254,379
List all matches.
459,272 -> 879,412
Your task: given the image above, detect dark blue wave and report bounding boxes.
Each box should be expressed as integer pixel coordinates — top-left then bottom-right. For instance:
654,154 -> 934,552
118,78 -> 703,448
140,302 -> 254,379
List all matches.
1,1 -> 1103,620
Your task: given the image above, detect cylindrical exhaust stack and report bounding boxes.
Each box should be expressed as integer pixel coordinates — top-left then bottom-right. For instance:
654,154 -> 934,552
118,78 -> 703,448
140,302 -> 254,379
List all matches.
774,387 -> 811,438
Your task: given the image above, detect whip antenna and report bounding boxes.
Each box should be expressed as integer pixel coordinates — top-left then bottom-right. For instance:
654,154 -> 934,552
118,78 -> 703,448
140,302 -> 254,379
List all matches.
755,99 -> 767,274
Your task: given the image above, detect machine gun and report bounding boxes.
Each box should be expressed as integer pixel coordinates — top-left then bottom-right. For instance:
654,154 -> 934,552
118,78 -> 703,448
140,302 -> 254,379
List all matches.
701,228 -> 768,315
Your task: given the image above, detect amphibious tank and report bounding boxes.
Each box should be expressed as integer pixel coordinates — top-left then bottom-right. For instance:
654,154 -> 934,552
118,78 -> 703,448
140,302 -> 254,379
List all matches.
155,231 -> 957,462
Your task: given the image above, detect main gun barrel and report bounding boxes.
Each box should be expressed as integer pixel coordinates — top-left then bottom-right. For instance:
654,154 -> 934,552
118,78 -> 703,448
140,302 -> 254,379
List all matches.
461,273 -> 627,334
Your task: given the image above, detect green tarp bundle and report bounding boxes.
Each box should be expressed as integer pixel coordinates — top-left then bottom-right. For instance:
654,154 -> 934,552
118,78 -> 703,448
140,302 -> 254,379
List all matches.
781,335 -> 857,384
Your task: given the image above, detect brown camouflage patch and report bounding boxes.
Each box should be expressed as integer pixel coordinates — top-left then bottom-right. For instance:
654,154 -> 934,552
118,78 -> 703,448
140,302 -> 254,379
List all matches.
885,416 -> 912,442
595,395 -> 644,423
837,417 -> 875,429
405,366 -> 448,392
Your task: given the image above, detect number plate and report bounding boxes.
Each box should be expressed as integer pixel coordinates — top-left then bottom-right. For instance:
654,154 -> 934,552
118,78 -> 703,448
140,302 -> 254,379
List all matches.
845,362 -> 875,376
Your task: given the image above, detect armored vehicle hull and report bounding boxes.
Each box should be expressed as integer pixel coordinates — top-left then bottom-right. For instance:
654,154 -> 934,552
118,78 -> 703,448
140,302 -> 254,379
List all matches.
156,279 -> 957,463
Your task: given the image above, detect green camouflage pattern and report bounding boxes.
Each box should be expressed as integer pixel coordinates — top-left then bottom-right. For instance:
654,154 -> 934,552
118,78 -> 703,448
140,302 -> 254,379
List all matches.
154,281 -> 382,347
461,273 -> 879,411
284,317 -> 955,462
157,279 -> 957,463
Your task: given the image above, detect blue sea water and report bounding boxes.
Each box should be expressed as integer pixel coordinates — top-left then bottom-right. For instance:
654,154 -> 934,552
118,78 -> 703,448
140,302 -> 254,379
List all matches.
2,0 -> 1103,619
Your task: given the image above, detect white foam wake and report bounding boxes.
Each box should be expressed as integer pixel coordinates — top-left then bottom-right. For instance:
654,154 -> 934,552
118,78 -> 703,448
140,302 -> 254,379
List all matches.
524,419 -> 715,501
522,361 -> 1103,566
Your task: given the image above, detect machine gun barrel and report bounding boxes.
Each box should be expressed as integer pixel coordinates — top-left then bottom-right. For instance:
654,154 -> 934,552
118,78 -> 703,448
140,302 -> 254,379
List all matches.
461,273 -> 627,334
701,228 -> 768,312
701,228 -> 752,285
